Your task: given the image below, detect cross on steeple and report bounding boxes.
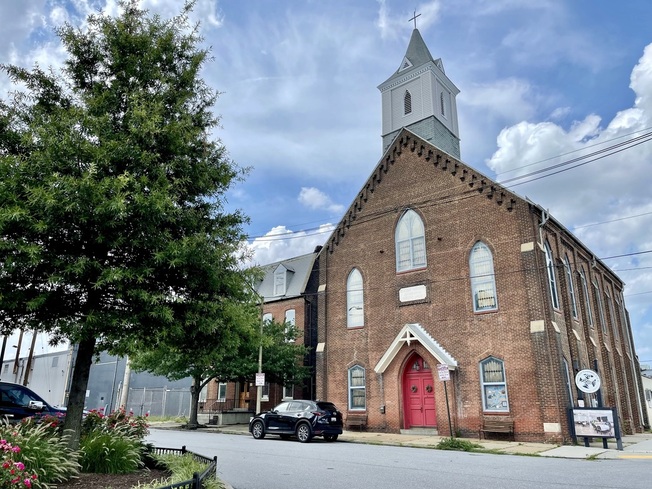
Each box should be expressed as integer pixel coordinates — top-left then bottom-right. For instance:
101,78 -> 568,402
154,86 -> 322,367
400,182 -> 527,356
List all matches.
409,10 -> 421,29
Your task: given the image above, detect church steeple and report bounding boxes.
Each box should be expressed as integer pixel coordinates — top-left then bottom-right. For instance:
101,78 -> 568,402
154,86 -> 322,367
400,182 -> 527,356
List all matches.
378,28 -> 460,157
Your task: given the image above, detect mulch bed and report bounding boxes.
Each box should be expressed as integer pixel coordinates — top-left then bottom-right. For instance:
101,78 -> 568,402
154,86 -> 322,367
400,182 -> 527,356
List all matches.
55,468 -> 170,488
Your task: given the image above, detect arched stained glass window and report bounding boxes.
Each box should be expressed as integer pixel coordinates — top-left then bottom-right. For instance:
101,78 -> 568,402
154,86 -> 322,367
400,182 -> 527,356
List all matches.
347,268 -> 364,328
348,366 -> 366,410
544,240 -> 560,309
395,210 -> 426,272
480,357 -> 509,412
470,242 -> 497,312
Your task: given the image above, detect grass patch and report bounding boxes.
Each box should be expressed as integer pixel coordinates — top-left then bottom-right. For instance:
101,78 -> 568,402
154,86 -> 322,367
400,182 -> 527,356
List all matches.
135,453 -> 223,489
436,437 -> 483,452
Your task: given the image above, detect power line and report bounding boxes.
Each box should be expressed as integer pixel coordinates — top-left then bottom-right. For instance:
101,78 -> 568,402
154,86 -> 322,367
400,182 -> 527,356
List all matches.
245,130 -> 652,242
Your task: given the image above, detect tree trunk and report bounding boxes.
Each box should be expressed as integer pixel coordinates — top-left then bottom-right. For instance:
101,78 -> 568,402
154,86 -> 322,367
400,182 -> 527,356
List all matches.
188,375 -> 201,429
64,335 -> 97,450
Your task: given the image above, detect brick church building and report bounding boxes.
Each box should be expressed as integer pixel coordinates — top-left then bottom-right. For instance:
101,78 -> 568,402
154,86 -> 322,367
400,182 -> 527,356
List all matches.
313,28 -> 648,442
200,27 -> 647,443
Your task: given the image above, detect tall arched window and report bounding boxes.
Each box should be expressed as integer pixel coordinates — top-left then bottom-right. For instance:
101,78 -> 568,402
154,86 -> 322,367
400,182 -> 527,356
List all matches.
564,254 -> 578,319
348,365 -> 366,410
470,241 -> 497,312
480,357 -> 509,412
544,240 -> 560,309
347,268 -> 364,328
395,209 -> 426,272
579,266 -> 594,327
404,90 -> 412,115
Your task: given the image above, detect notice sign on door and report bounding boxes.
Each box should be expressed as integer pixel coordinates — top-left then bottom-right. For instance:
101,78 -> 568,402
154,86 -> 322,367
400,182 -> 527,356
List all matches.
255,373 -> 265,386
437,364 -> 450,381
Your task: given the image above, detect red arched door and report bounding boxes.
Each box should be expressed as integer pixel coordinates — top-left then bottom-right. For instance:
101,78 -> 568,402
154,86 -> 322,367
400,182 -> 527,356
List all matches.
403,354 -> 437,428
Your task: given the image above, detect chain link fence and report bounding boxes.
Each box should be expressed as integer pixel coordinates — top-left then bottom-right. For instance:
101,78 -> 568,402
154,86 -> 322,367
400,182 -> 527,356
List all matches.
124,387 -> 191,417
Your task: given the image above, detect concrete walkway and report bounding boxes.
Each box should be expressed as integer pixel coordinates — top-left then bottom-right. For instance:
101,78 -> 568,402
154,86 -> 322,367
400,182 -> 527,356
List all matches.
150,421 -> 652,460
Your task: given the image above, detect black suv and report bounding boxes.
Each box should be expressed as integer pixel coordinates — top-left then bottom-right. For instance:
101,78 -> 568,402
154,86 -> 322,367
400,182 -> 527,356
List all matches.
249,400 -> 343,443
0,381 -> 66,422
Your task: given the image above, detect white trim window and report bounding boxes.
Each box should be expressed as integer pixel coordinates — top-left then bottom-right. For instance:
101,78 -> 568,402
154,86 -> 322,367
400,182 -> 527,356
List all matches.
263,312 -> 272,325
395,209 -> 426,272
348,365 -> 366,410
283,385 -> 294,400
544,240 -> 560,309
605,289 -> 619,341
285,309 -> 296,343
470,241 -> 497,312
579,267 -> 594,328
480,357 -> 509,412
593,280 -> 607,334
347,268 -> 364,327
564,254 -> 578,319
217,382 -> 227,402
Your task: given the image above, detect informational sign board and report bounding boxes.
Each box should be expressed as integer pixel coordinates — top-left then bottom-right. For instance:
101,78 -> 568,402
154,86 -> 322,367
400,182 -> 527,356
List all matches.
437,364 -> 450,381
570,407 -> 619,439
255,372 -> 265,387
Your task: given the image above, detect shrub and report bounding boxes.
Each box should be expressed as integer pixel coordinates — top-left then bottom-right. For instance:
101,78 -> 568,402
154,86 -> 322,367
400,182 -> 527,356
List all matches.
79,431 -> 144,474
0,419 -> 79,487
0,440 -> 39,488
82,408 -> 149,439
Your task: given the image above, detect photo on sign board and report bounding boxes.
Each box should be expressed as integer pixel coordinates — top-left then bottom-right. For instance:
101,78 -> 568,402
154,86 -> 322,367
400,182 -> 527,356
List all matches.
571,408 -> 616,438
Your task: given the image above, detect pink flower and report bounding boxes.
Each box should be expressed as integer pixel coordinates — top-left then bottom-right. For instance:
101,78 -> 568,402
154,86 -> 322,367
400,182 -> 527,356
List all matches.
23,479 -> 32,488
12,446 -> 20,453
15,462 -> 25,471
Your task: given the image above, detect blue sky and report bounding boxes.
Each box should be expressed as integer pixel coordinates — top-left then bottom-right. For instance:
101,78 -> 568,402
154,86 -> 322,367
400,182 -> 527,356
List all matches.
2,0 -> 652,365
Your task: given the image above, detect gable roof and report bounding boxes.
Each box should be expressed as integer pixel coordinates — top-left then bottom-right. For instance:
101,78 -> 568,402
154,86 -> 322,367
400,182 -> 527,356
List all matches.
254,251 -> 318,302
324,128 -> 520,253
374,323 -> 458,373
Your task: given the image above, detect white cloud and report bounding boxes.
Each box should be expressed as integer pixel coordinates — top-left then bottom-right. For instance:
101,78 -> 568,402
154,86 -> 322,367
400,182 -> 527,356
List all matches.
298,187 -> 345,214
246,224 -> 334,266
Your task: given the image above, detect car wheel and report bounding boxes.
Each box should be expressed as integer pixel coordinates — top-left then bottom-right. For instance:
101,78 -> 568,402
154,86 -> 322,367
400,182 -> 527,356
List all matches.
296,423 -> 312,443
324,434 -> 338,442
251,420 -> 265,439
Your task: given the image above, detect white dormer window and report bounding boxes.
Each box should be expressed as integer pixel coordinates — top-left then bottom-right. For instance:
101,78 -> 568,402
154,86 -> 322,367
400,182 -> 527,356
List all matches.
274,266 -> 287,296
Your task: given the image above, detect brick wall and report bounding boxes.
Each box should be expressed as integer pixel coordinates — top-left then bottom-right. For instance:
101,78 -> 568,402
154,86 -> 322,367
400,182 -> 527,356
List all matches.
317,130 -> 644,442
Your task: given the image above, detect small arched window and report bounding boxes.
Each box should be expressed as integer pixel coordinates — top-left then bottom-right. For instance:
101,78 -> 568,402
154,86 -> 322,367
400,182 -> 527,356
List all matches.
347,268 -> 364,328
440,91 -> 445,116
348,365 -> 366,410
395,209 -> 426,272
480,357 -> 509,412
404,90 -> 412,115
470,242 -> 497,312
544,240 -> 560,309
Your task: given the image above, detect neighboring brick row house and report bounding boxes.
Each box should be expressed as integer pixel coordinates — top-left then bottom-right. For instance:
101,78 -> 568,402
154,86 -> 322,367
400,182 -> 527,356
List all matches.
203,27 -> 648,443
201,251 -> 320,415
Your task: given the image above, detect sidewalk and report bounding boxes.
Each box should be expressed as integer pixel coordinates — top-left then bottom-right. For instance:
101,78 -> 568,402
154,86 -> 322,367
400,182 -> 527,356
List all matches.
150,421 -> 652,460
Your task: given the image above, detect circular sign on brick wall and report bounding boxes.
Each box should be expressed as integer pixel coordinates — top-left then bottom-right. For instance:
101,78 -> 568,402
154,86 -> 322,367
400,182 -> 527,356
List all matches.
575,369 -> 601,394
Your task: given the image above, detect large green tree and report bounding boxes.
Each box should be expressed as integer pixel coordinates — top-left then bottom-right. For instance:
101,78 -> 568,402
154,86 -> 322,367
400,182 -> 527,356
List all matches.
0,1 -> 249,449
128,306 -> 310,426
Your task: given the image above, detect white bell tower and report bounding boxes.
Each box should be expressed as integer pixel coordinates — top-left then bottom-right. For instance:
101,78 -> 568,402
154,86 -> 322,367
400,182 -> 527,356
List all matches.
378,27 -> 460,158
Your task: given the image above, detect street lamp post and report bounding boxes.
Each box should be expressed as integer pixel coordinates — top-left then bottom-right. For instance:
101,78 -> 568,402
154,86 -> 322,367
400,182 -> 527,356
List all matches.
255,293 -> 264,415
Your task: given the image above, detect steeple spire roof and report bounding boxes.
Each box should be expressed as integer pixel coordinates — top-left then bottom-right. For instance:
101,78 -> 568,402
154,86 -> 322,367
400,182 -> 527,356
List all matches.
381,28 -> 443,87
404,28 -> 435,67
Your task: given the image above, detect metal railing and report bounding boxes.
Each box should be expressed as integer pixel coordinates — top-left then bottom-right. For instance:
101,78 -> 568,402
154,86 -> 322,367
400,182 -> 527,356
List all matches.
149,445 -> 217,489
